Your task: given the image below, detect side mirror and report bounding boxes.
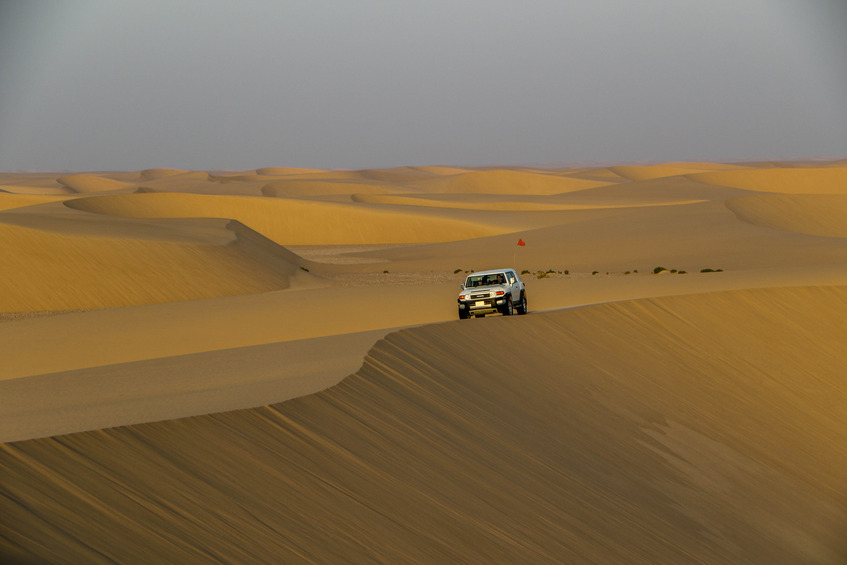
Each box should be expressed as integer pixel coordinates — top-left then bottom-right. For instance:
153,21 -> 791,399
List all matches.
460,283 -> 465,290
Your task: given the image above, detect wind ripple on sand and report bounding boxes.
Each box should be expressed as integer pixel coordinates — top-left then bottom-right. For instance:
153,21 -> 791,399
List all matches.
2,286 -> 845,563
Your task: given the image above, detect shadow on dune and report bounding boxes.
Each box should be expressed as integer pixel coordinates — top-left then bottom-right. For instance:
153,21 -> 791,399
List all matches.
2,286 -> 847,564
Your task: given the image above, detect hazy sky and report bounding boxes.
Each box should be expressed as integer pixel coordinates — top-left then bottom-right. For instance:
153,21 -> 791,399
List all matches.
1,0 -> 845,171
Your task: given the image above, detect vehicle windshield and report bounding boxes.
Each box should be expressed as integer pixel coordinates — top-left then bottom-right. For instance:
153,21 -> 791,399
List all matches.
465,273 -> 506,287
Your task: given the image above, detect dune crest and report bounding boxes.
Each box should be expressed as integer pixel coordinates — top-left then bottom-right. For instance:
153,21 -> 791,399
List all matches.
609,163 -> 741,180
0,218 -> 313,311
351,192 -> 705,211
138,168 -> 190,181
65,192 -> 512,245
689,167 -> 847,194
412,169 -> 611,194
255,166 -> 327,176
0,194 -> 66,210
727,193 -> 847,238
56,174 -> 135,193
262,179 -> 398,197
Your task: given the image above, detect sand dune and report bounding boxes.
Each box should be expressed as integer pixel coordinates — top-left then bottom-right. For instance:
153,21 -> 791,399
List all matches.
135,170 -> 214,192
410,169 -> 611,194
3,160 -> 847,564
727,194 -> 847,238
0,193 -> 66,210
56,173 -> 136,193
262,179 -> 400,197
351,191 -> 705,211
357,166 -> 470,183
355,198 -> 847,274
0,217 -> 315,311
138,168 -> 191,180
689,166 -> 847,194
255,166 -> 328,176
2,286 -> 845,563
609,163 -> 742,180
65,192 -> 513,244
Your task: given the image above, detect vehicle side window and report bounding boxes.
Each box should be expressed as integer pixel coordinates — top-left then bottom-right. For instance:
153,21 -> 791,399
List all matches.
507,271 -> 516,284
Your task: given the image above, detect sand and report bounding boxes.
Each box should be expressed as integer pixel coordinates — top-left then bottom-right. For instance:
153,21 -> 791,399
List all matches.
2,160 -> 847,563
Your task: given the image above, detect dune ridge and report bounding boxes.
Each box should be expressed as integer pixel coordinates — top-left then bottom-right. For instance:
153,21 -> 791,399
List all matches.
609,163 -> 742,180
689,166 -> 847,194
65,192 -> 514,245
727,193 -> 847,238
351,192 -> 706,211
410,169 -> 611,194
138,168 -> 190,180
0,218 -> 312,311
56,173 -> 135,193
1,286 -> 845,564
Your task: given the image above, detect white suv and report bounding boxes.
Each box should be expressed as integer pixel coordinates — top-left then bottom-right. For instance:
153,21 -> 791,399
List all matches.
457,268 -> 527,319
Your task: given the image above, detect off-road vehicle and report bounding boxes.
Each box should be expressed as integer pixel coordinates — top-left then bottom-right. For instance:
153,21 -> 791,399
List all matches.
457,268 -> 527,319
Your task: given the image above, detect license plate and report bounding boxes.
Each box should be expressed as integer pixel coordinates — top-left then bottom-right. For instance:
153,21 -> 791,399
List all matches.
475,301 -> 485,307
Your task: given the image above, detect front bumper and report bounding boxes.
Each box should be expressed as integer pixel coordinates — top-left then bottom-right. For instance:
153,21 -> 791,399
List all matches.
458,296 -> 507,315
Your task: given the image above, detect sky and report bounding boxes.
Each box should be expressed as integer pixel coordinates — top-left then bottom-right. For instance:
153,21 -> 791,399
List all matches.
1,0 -> 845,171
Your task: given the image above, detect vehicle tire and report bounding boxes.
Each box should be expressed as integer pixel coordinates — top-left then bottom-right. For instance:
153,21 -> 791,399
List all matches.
516,292 -> 528,315
459,308 -> 469,320
501,298 -> 513,316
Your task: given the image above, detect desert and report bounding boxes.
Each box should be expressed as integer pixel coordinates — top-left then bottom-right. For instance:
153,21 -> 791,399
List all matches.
2,161 -> 847,563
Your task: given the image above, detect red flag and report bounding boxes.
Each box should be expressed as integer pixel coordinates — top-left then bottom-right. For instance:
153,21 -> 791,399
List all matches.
517,238 -> 526,246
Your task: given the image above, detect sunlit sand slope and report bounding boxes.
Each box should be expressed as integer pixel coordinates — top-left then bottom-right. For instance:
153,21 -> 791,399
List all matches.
360,198 -> 847,273
0,218 -> 312,311
727,194 -> 847,238
138,168 -> 190,181
2,286 -> 845,564
689,166 -> 847,193
0,194 -> 66,210
351,192 -> 704,211
261,179 -> 398,196
410,169 -> 611,194
609,162 -> 743,180
56,173 -> 135,193
66,192 -> 510,244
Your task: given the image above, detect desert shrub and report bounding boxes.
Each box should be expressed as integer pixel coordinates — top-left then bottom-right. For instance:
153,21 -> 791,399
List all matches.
383,270 -> 389,274
592,271 -> 599,275
678,270 -> 687,274
536,271 -> 549,279
453,268 -> 462,274
700,268 -> 723,273
521,270 -> 530,275
653,266 -> 667,274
